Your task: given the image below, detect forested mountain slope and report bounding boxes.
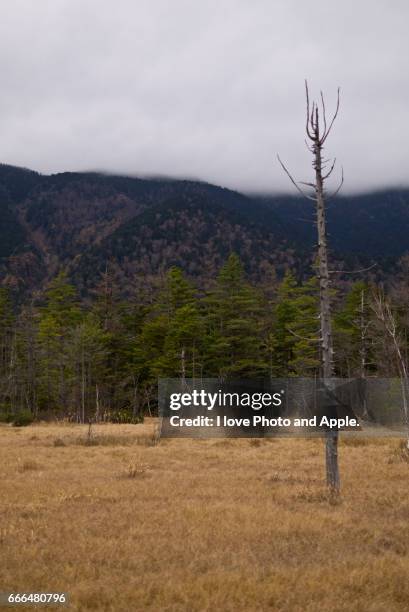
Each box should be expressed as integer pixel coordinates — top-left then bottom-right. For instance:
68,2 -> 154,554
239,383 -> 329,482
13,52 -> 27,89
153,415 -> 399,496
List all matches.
0,163 -> 408,296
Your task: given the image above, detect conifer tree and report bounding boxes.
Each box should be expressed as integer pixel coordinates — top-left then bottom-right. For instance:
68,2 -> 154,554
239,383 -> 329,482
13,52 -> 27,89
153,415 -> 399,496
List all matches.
204,253 -> 266,378
160,267 -> 196,315
269,272 -> 319,376
289,276 -> 320,375
160,303 -> 204,380
91,269 -> 126,416
268,271 -> 299,376
0,288 -> 15,415
134,267 -> 200,390
37,272 -> 81,414
334,282 -> 372,377
67,313 -> 108,422
14,304 -> 38,416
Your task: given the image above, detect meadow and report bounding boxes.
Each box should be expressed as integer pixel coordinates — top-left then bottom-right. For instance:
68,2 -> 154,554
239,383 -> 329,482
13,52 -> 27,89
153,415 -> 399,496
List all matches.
1,420 -> 409,611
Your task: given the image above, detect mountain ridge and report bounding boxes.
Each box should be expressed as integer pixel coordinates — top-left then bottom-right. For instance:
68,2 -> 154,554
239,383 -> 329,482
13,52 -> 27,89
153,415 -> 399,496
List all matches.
0,163 -> 408,297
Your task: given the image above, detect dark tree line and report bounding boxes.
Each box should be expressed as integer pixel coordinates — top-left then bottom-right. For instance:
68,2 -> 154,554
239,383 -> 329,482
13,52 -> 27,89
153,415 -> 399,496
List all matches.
0,255 -> 407,424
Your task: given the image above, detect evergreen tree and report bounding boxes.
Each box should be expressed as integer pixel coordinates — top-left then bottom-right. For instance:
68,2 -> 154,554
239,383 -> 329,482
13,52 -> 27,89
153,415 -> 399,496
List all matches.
269,273 -> 320,376
334,282 -> 373,377
134,267 -> 201,383
2,261 -> 399,422
159,303 -> 204,379
14,304 -> 38,416
159,267 -> 196,316
289,276 -> 320,375
37,272 -> 81,413
91,269 -> 126,416
268,271 -> 298,376
203,253 -> 266,378
67,313 -> 108,422
0,288 -> 15,415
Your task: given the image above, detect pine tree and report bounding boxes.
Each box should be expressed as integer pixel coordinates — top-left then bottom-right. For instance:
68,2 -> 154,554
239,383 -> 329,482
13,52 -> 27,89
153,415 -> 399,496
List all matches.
203,253 -> 266,378
43,272 -> 81,325
0,288 -> 15,416
268,271 -> 298,376
14,304 -> 38,416
269,273 -> 319,376
289,276 -> 320,375
37,272 -> 81,414
67,313 -> 108,422
159,267 -> 196,316
159,303 -> 204,380
134,267 -> 201,382
91,269 -> 127,417
334,282 -> 372,377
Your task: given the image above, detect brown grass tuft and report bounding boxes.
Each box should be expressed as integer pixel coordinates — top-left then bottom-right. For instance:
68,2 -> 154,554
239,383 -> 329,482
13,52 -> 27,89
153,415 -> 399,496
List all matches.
17,459 -> 41,472
122,460 -> 151,479
53,437 -> 66,447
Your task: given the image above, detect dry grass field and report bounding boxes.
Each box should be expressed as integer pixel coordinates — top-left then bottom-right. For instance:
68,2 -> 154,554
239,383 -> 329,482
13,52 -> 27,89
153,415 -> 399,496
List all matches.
1,420 -> 409,612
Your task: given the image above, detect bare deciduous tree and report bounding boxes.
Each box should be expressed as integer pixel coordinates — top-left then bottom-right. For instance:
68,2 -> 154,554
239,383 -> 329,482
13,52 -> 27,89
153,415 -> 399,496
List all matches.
371,288 -> 409,446
278,80 -> 343,493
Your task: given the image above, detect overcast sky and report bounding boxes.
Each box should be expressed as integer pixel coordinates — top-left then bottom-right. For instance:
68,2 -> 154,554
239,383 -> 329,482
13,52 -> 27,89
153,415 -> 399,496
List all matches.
0,0 -> 408,194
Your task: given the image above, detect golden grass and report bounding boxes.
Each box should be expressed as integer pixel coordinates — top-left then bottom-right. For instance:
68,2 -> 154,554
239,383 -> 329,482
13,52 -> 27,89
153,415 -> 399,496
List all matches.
1,420 -> 409,611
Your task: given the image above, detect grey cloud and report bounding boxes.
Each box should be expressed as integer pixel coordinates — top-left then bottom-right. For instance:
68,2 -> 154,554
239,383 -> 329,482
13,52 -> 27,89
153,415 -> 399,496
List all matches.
0,0 -> 408,193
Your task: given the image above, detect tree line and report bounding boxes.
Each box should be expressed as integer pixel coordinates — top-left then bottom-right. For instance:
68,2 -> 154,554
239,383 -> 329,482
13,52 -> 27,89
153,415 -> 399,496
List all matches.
0,253 -> 405,424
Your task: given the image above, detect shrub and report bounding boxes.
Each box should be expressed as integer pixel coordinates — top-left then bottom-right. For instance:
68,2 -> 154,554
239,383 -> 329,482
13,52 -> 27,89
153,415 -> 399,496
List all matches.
11,412 -> 34,427
0,407 -> 13,423
107,410 -> 144,425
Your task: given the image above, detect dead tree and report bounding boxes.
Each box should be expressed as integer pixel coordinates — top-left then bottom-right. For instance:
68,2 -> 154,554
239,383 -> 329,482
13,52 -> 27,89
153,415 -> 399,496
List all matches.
278,81 -> 343,494
371,289 -> 409,446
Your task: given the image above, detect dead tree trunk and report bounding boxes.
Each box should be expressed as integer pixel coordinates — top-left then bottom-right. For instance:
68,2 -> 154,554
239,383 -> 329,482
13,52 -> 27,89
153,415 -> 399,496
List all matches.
278,81 -> 343,494
313,107 -> 340,494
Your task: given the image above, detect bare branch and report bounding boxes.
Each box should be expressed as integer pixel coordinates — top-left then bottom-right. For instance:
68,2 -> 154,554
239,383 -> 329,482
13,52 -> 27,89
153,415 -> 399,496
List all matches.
276,154 -> 316,201
328,263 -> 377,275
311,102 -> 316,132
299,181 -> 316,188
321,87 -> 340,144
326,166 -> 344,199
323,158 -> 336,180
320,91 -> 327,136
295,217 -> 317,224
288,328 -> 321,343
315,105 -> 320,139
305,80 -> 315,141
304,139 -> 314,153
